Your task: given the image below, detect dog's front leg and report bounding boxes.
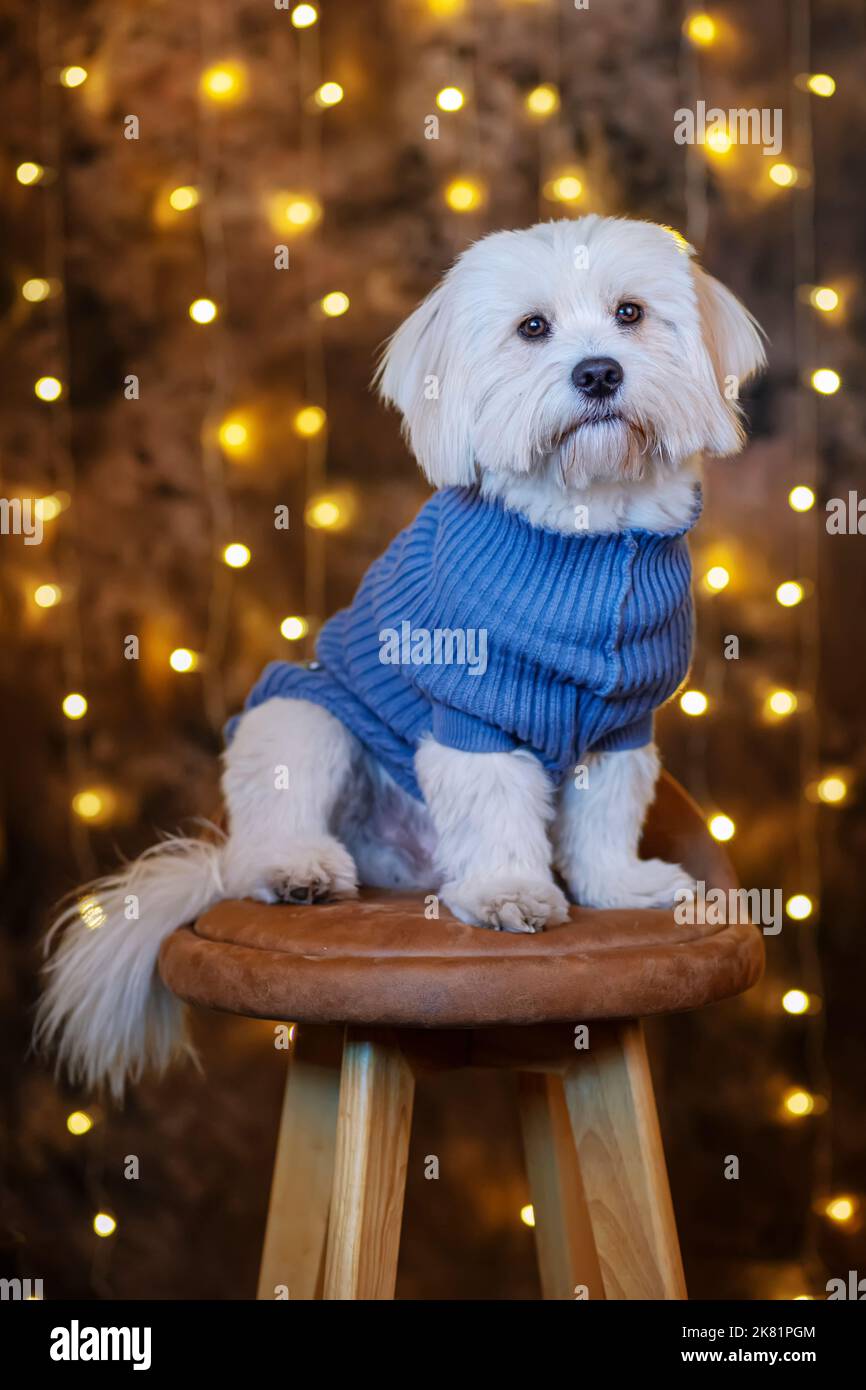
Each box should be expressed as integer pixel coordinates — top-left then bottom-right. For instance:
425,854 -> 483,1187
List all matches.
415,739 -> 569,933
554,744 -> 694,909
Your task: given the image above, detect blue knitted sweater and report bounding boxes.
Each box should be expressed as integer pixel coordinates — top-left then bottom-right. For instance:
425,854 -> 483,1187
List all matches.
226,486 -> 699,801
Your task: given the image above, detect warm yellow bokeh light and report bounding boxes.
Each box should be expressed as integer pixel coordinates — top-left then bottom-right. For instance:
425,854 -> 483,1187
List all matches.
767,689 -> 797,717
520,1204 -> 536,1228
809,286 -> 838,312
811,367 -> 841,394
315,82 -> 344,108
782,989 -> 810,1016
526,84 -> 560,117
223,542 -> 251,569
291,3 -> 319,26
817,775 -> 847,805
306,498 -> 341,529
169,647 -> 199,673
16,161 -> 45,186
444,177 -> 484,212
685,13 -> 717,45
35,494 -> 64,521
705,129 -> 732,154
72,789 -> 109,822
704,565 -> 730,592
680,690 -> 709,717
189,298 -> 218,324
321,291 -> 350,317
93,1212 -> 117,1238
427,0 -> 465,13
79,894 -> 106,929
60,65 -> 88,88
776,581 -> 804,607
67,1110 -> 93,1136
35,375 -> 63,401
708,813 -> 735,842
280,616 -> 309,641
545,173 -> 583,203
218,418 -> 249,451
62,692 -> 88,720
769,163 -> 797,187
784,1088 -> 815,1117
22,277 -> 51,303
200,62 -> 246,103
294,405 -> 327,437
807,73 -> 836,97
271,192 -> 323,234
788,485 -> 815,512
436,86 -> 465,112
825,1196 -> 856,1223
34,583 -> 62,608
786,894 -> 813,921
169,185 -> 200,212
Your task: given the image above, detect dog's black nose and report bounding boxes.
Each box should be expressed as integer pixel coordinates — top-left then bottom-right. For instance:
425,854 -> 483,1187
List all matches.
571,356 -> 624,398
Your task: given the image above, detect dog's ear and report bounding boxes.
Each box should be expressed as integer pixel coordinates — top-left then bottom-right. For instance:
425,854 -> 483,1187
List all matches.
374,279 -> 476,488
692,265 -> 766,393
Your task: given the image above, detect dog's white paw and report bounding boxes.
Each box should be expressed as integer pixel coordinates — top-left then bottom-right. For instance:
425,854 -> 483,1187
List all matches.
441,876 -> 570,933
569,858 -> 695,910
226,836 -> 359,905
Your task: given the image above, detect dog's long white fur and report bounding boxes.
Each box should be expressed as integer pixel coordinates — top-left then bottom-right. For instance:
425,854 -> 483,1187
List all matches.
37,215 -> 766,1098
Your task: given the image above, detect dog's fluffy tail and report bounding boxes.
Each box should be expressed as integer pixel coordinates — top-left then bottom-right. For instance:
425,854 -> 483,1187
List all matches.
34,833 -> 226,1101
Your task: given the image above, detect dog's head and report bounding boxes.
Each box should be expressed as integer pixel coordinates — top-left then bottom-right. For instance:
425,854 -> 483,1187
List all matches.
376,216 -> 766,488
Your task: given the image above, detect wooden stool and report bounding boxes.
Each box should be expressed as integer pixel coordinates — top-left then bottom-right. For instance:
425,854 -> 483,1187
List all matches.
159,774 -> 763,1301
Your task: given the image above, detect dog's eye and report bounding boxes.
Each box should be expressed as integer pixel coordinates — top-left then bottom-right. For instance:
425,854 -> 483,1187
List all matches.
518,314 -> 551,340
615,302 -> 643,326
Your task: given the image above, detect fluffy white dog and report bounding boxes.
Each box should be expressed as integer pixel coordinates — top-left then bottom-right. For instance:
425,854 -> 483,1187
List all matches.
37,216 -> 765,1097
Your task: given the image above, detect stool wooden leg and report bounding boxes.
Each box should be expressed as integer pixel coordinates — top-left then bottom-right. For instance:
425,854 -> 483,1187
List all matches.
562,1020 -> 687,1300
323,1029 -> 415,1300
257,1032 -> 342,1300
518,1072 -> 605,1300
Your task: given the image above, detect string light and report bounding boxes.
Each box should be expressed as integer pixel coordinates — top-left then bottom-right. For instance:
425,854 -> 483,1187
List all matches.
680,690 -> 709,716
824,1196 -> 856,1224
189,297 -> 218,324
784,1088 -> 816,1118
708,813 -> 735,842
705,129 -> 732,155
776,580 -> 804,607
314,82 -> 344,108
525,84 -> 559,118
222,542 -> 251,569
34,375 -> 63,401
543,171 -> 583,203
169,185 -> 200,212
280,616 -> 309,641
294,405 -> 326,437
808,286 -> 838,312
519,1204 -> 535,1228
684,13 -> 717,46
786,894 -> 814,921
36,494 -> 66,521
444,177 -> 485,212
200,63 -> 247,104
788,485 -> 815,511
34,583 -> 62,607
766,689 -> 798,717
769,162 -> 798,187
427,0 -> 465,13
71,789 -> 114,823
782,989 -> 811,1015
703,565 -> 730,592
22,277 -> 52,302
16,161 -> 45,185
169,648 -> 199,673
806,73 -> 835,97
93,1212 -> 117,1238
59,65 -> 88,88
436,86 -> 464,112
66,1111 -> 93,1136
810,367 -> 840,394
305,496 -> 342,529
218,417 -> 249,452
321,291 -> 350,317
291,3 -> 319,26
62,692 -> 88,720
269,192 -> 323,234
816,775 -> 847,805
78,895 -> 105,929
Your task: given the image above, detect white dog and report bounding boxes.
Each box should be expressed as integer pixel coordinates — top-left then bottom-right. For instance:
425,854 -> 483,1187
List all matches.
37,216 -> 765,1097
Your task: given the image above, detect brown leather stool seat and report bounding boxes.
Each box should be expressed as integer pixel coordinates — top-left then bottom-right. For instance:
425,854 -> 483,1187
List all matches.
159,773 -> 763,1027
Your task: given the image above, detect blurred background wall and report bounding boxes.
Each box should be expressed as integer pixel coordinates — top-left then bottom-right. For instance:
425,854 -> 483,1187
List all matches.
1,0 -> 864,1300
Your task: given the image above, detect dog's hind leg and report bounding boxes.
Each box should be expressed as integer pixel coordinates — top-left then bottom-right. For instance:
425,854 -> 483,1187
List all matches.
221,697 -> 360,904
